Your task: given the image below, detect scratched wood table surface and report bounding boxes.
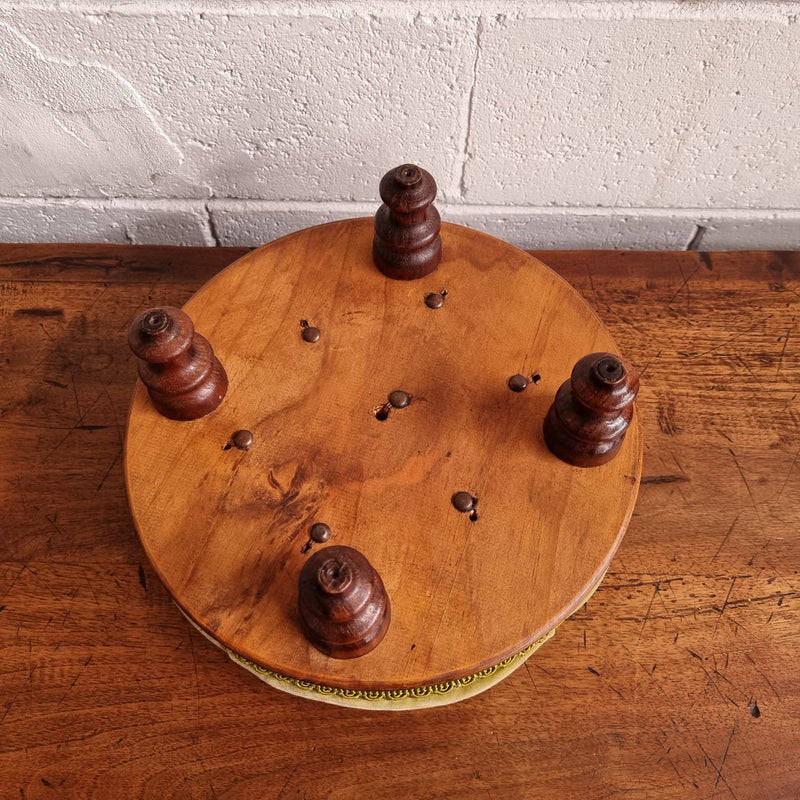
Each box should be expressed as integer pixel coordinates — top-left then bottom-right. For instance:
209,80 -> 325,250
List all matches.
1,243 -> 798,800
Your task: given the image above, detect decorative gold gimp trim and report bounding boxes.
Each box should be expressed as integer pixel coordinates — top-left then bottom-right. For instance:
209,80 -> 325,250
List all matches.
223,633 -> 552,704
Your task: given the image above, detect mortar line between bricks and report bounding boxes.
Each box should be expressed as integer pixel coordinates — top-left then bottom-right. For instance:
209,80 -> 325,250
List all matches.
204,201 -> 221,247
455,16 -> 482,201
2,197 -> 799,221
0,1 -> 796,23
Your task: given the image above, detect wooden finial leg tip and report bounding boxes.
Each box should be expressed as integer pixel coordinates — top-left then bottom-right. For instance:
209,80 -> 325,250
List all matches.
543,352 -> 639,467
298,546 -> 391,659
128,306 -> 228,421
373,164 -> 442,280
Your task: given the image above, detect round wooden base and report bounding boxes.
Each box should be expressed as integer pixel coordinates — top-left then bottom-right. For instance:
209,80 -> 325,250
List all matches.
187,613 -> 555,710
125,218 -> 642,706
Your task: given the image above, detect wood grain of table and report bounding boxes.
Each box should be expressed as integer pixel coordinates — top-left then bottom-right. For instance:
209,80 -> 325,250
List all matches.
1,243 -> 798,800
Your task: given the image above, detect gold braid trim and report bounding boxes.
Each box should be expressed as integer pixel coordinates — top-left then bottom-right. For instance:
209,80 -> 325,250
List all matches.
221,632 -> 553,704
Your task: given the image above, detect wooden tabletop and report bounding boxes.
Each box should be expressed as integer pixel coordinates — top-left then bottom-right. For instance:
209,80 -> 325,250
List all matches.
1,243 -> 798,799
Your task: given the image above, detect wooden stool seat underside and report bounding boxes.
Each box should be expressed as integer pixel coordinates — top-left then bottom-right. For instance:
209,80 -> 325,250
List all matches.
125,219 -> 642,695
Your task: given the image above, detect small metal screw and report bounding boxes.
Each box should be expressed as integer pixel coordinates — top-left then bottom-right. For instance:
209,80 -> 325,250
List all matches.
508,374 -> 529,392
425,292 -> 445,309
310,522 -> 332,543
302,326 -> 321,343
232,429 -> 254,450
388,390 -> 411,409
452,491 -> 476,513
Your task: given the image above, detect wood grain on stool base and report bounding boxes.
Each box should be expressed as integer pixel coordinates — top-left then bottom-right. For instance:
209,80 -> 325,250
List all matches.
124,218 -> 642,694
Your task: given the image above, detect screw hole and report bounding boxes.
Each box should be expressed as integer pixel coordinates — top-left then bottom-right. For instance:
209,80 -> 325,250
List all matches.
469,510 -> 479,522
531,372 -> 541,384
222,442 -> 233,450
375,404 -> 391,421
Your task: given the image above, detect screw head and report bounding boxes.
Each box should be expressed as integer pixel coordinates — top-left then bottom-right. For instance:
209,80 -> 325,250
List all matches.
388,390 -> 411,409
508,374 -> 529,392
425,292 -> 445,309
452,491 -> 476,513
302,326 -> 321,343
310,522 -> 332,543
232,429 -> 254,450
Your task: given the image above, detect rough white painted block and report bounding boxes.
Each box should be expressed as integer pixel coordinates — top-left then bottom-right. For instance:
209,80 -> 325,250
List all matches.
0,9 -> 476,201
444,207 -> 697,250
0,199 -> 210,244
0,21 -> 183,199
698,214 -> 800,250
209,202 -> 375,247
469,16 -> 800,209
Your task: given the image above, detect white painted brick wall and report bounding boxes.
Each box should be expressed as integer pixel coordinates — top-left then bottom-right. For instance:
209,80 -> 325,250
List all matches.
1,1 -> 798,250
